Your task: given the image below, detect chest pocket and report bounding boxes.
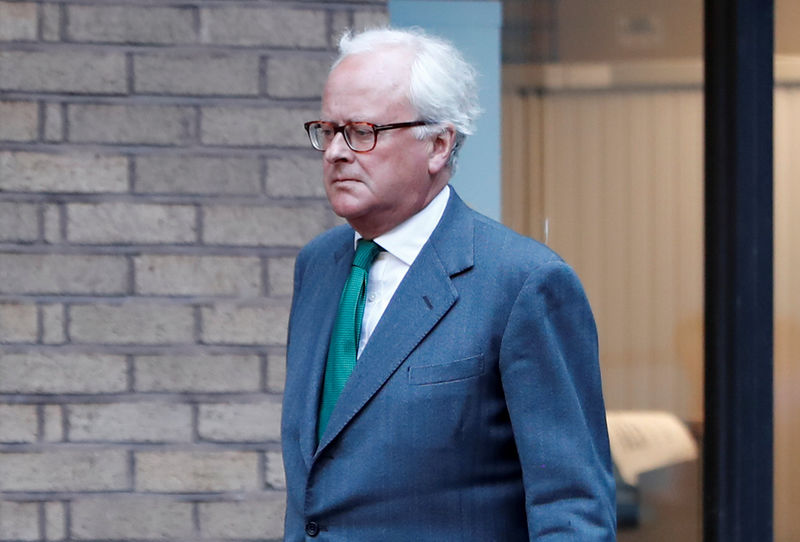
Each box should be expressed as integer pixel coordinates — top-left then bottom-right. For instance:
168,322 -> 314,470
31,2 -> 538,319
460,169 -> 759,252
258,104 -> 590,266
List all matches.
408,354 -> 484,385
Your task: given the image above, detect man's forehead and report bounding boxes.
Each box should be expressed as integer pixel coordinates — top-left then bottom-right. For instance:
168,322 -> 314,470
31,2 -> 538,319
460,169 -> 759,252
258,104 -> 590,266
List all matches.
320,89 -> 412,122
322,52 -> 413,120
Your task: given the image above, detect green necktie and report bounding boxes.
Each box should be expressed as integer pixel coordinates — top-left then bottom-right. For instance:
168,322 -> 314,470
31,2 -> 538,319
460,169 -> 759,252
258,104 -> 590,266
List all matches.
317,239 -> 383,442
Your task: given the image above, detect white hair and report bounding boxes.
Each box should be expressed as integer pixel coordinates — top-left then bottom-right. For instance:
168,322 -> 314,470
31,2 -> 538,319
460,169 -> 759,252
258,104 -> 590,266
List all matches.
333,27 -> 481,171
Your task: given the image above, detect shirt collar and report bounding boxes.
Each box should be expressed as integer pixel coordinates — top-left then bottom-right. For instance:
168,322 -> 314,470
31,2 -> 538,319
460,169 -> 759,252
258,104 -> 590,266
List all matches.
355,185 -> 450,267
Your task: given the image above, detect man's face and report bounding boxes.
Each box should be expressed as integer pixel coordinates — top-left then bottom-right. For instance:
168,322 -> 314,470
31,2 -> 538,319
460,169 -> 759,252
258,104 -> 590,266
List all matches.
320,48 -> 448,238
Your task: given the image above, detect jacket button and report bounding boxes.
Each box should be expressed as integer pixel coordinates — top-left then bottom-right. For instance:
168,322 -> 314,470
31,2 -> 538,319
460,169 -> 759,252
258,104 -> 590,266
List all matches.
305,521 -> 320,537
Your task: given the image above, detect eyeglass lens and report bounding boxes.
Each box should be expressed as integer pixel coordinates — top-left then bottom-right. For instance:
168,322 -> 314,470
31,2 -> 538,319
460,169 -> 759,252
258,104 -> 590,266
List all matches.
308,122 -> 376,152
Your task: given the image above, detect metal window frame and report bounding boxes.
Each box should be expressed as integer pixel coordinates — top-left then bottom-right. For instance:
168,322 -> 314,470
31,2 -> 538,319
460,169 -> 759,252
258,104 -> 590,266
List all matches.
704,1 -> 774,540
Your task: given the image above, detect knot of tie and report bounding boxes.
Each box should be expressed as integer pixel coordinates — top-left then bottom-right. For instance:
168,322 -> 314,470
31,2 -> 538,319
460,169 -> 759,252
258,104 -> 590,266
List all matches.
352,239 -> 383,270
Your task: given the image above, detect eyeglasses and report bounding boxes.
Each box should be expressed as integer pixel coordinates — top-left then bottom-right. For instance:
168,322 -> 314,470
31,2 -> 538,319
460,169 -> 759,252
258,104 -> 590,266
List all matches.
303,120 -> 431,153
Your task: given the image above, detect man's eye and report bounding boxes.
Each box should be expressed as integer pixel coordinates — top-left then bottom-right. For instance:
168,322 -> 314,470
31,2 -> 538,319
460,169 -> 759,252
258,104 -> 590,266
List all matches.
352,127 -> 373,137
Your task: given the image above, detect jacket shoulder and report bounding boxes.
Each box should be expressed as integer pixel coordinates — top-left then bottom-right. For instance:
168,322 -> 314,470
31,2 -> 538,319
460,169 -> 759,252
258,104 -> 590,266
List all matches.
296,224 -> 352,263
468,208 -> 565,270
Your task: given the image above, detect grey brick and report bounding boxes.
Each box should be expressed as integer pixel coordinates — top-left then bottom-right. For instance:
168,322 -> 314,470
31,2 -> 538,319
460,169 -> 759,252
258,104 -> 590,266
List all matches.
198,400 -> 281,442
331,11 -> 351,48
0,100 -> 37,141
42,304 -> 66,344
67,202 -> 196,244
0,500 -> 38,540
0,450 -> 128,491
267,55 -> 329,99
203,205 -> 329,247
134,354 -> 261,393
201,106 -> 314,147
267,256 -> 295,296
0,1 -> 37,41
70,303 -> 194,345
266,155 -> 325,197
0,151 -> 128,193
43,405 -> 63,442
266,353 -> 286,393
134,254 -> 261,296
44,102 -> 63,142
43,204 -> 61,243
72,496 -> 193,540
41,2 -> 60,41
200,303 -> 289,345
0,404 -> 37,443
135,154 -> 261,195
0,51 -> 126,93
0,254 -> 128,295
0,302 -> 37,342
0,201 -> 38,242
135,451 -> 260,492
265,450 -> 286,490
200,7 -> 326,48
69,402 -> 192,443
45,502 -> 66,541
68,104 -> 196,145
66,4 -> 196,44
198,496 -> 286,539
0,352 -> 127,394
353,8 -> 389,31
134,52 -> 260,96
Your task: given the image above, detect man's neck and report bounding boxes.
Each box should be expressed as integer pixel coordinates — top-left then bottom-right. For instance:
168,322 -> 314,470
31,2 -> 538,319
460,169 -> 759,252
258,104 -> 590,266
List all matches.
350,177 -> 450,239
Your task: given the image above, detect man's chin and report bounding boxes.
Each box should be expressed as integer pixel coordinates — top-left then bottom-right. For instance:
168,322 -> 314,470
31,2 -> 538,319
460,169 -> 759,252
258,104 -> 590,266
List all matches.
329,199 -> 367,222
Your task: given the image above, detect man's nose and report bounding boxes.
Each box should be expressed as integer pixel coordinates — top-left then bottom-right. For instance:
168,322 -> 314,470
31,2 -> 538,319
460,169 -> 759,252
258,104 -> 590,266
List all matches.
324,132 -> 353,162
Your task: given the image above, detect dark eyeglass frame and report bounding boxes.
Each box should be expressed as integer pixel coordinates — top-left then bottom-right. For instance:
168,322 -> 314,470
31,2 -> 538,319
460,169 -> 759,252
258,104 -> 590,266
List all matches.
303,120 -> 432,153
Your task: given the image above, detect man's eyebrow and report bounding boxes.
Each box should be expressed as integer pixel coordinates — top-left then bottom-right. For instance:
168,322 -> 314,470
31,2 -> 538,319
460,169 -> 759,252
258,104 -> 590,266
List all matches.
320,118 -> 371,125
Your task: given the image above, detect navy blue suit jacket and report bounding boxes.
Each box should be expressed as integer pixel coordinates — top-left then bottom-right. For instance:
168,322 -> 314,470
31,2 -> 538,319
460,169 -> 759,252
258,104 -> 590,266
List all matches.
281,189 -> 616,540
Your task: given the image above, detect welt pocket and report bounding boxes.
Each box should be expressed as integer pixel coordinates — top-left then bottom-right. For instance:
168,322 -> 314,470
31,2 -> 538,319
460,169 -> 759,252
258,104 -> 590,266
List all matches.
408,354 -> 484,385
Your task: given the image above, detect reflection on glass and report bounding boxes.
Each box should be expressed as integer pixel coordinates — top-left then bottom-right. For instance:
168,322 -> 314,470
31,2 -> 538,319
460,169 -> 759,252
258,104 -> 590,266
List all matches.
501,1 -> 703,540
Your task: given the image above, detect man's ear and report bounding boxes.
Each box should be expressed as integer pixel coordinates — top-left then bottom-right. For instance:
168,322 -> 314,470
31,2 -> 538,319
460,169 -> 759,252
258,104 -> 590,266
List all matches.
428,124 -> 456,175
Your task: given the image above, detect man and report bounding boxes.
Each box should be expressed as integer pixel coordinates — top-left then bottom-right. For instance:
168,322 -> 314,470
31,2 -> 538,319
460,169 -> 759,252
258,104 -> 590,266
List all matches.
281,27 -> 616,541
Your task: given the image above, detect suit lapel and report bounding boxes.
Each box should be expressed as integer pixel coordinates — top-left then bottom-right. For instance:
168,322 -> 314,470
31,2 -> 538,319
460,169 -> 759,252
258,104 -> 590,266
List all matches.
315,190 -> 475,456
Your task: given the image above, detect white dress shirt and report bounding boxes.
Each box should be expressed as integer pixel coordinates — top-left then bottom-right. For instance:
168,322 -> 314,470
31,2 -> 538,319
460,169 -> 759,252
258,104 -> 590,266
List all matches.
355,185 -> 450,357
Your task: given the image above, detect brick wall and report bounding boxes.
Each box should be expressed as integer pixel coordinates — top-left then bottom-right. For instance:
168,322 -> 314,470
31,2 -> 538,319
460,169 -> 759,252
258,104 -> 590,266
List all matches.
0,1 -> 387,540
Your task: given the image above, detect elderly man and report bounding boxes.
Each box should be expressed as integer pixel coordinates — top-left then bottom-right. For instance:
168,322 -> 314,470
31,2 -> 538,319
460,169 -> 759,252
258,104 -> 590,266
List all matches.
281,27 -> 616,541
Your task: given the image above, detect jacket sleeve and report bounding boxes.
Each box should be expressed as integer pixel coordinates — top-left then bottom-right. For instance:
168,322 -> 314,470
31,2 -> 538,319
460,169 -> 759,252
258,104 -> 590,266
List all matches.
499,260 -> 616,540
